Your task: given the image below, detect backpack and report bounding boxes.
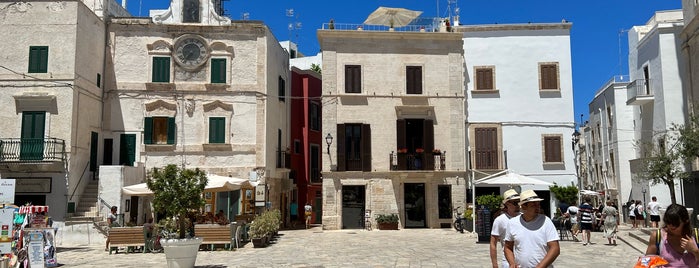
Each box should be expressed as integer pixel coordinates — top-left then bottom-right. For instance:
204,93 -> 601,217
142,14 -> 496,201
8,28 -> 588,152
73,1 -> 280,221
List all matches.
634,206 -> 640,217
656,228 -> 699,255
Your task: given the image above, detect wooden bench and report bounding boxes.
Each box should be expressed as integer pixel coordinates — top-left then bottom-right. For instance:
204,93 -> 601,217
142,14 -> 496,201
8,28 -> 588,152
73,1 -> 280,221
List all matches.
108,227 -> 146,254
195,224 -> 233,250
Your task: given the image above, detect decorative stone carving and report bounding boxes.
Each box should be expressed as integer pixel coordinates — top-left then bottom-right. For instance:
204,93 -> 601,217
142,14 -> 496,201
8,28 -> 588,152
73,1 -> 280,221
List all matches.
203,100 -> 233,113
145,100 -> 178,112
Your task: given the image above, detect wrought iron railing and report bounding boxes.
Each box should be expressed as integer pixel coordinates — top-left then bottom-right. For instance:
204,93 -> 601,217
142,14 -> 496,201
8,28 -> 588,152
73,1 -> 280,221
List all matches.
390,151 -> 445,171
0,138 -> 66,162
627,79 -> 654,101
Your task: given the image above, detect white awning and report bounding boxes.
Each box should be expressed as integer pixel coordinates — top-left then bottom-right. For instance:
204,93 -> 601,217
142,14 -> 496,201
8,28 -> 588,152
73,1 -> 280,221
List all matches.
122,174 -> 250,196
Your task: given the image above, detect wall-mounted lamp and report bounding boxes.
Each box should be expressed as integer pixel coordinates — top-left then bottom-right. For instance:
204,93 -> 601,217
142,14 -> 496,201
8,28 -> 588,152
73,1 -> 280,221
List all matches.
325,133 -> 333,153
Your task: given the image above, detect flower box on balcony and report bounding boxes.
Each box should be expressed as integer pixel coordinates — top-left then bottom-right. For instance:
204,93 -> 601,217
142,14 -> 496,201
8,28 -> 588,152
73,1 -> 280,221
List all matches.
397,148 -> 408,154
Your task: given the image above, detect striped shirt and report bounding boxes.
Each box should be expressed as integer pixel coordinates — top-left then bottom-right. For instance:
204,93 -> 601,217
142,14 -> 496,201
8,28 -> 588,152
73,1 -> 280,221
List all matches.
579,203 -> 594,224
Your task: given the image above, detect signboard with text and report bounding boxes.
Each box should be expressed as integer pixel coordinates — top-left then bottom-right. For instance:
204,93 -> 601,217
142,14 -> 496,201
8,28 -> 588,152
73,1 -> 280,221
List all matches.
0,179 -> 15,204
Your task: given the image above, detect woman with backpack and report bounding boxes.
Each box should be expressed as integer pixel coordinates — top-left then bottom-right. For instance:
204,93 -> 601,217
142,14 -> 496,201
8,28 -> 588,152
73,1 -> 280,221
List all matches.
645,204 -> 699,267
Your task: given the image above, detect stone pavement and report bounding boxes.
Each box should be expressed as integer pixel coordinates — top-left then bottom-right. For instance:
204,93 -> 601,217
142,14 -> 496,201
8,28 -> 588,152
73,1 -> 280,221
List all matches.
57,227 -> 642,267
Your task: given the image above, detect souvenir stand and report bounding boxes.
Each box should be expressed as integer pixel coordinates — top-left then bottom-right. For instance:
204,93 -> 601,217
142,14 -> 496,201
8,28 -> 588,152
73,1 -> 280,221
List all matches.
15,205 -> 56,268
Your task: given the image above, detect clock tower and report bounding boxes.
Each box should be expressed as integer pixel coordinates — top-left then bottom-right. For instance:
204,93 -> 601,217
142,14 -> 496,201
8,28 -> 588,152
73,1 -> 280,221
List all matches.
151,0 -> 231,25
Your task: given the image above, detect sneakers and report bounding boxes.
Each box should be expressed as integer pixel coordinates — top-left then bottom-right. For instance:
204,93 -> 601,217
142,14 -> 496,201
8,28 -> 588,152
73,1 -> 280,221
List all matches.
583,242 -> 588,246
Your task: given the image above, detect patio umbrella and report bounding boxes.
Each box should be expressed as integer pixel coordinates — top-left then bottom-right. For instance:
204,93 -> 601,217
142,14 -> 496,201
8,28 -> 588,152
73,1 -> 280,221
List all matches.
122,174 -> 250,196
363,6 -> 423,28
580,190 -> 601,196
475,171 -> 553,186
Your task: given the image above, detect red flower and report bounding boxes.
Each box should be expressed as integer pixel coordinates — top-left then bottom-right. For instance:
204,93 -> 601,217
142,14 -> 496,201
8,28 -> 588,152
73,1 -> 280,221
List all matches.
415,148 -> 424,153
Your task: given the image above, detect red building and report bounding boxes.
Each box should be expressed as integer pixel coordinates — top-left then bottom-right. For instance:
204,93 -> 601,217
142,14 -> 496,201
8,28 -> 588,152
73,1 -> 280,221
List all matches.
290,66 -> 322,225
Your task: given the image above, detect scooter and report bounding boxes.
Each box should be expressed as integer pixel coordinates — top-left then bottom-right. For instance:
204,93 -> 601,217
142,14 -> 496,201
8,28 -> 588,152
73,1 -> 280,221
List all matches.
453,206 -> 464,233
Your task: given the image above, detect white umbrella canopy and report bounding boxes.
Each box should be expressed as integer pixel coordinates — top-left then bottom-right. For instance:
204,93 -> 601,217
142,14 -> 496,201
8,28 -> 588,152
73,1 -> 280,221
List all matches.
476,172 -> 553,186
580,190 -> 601,196
122,174 -> 250,196
363,6 -> 423,28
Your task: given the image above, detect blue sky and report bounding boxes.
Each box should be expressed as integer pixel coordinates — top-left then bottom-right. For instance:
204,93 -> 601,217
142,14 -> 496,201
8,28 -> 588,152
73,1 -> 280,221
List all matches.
126,0 -> 682,124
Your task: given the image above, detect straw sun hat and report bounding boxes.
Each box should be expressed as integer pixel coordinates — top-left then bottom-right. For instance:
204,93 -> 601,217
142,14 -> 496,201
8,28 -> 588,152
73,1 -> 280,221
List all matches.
501,189 -> 520,205
518,189 -> 544,206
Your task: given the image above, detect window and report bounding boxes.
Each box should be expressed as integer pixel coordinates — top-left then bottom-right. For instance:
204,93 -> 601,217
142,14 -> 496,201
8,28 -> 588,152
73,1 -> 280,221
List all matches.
345,65 -> 361,93
20,111 -> 46,160
152,57 -> 171,83
278,76 -> 285,101
310,102 -> 321,131
474,127 -> 498,169
208,117 -> 225,144
539,63 -> 559,90
543,135 -> 562,163
28,46 -> 48,73
210,58 -> 226,84
406,66 -> 422,94
336,123 -> 371,171
294,140 -> 301,154
97,73 -> 102,88
310,145 -> 320,183
144,117 -> 175,144
475,66 -> 494,90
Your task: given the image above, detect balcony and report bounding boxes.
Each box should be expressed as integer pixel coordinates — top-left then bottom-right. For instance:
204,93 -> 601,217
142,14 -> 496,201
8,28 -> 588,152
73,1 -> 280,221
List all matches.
390,152 -> 446,171
0,138 -> 66,172
626,79 -> 654,105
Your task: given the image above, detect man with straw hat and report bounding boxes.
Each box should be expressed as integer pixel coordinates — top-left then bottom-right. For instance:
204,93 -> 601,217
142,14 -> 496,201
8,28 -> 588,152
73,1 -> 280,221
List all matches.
490,189 -> 521,268
504,190 -> 560,268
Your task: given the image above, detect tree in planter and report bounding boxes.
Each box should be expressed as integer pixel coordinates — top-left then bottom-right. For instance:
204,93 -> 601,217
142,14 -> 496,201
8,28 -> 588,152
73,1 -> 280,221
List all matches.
375,214 -> 399,229
147,164 -> 207,239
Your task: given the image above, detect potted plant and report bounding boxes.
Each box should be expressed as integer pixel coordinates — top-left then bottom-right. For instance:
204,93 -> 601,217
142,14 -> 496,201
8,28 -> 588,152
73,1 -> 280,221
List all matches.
463,208 -> 474,232
375,214 -> 399,230
248,218 -> 267,248
147,164 -> 207,268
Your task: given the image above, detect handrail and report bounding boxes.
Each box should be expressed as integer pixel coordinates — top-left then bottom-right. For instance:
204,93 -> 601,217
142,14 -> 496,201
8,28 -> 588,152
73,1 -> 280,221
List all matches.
69,161 -> 90,201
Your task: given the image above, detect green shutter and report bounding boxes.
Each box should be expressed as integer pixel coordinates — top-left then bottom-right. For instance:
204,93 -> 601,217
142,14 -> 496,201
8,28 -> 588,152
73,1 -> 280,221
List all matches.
28,46 -> 48,73
167,117 -> 176,144
152,57 -> 170,82
211,58 -> 226,84
209,117 -> 225,143
144,117 -> 153,144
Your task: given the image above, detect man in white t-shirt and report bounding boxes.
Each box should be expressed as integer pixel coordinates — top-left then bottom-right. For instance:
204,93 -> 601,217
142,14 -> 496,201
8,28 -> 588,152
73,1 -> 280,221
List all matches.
565,204 -> 579,241
647,196 -> 661,228
490,189 -> 520,268
504,190 -> 560,268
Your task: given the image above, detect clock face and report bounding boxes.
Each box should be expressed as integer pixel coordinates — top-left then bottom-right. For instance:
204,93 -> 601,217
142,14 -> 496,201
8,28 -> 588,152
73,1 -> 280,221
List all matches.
174,36 -> 208,69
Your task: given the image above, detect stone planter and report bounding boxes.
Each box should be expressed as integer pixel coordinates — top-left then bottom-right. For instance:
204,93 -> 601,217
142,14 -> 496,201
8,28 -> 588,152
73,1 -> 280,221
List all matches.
160,237 -> 203,268
377,222 -> 399,230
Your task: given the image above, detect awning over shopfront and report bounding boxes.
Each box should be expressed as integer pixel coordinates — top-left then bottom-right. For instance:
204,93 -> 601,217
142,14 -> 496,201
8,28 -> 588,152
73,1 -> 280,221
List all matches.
122,174 -> 250,196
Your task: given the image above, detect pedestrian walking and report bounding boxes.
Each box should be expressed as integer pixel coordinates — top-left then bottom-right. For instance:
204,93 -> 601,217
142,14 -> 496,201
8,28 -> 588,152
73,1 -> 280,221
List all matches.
645,204 -> 699,267
565,203 -> 580,242
579,197 -> 595,245
602,200 -> 618,245
504,190 -> 560,268
490,189 -> 520,268
635,200 -> 646,228
304,203 -> 313,229
105,206 -> 119,251
629,200 -> 637,228
647,196 -> 662,228
290,200 -> 298,228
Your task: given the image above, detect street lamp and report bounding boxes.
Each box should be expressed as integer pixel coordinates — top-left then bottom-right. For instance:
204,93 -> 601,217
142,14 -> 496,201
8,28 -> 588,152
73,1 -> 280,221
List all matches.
572,129 -> 581,149
642,188 -> 647,227
325,133 -> 333,153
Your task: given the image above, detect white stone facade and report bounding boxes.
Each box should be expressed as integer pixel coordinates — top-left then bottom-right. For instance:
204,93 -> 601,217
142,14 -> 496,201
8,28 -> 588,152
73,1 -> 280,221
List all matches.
627,10 -> 686,207
0,0 -> 108,221
462,23 -> 577,216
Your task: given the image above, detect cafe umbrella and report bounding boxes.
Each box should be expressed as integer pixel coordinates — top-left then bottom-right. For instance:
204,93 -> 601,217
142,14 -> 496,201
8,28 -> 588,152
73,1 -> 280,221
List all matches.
363,6 -> 423,29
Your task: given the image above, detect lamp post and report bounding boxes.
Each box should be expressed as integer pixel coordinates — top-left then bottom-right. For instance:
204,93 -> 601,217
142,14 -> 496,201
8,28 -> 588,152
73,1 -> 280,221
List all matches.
325,133 -> 333,152
572,129 -> 581,200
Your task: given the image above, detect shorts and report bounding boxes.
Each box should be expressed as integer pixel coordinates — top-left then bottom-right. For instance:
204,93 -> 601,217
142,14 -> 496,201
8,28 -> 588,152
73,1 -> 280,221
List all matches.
636,214 -> 644,220
629,216 -> 635,220
291,215 -> 298,221
650,215 -> 660,222
305,211 -> 312,217
580,223 -> 593,231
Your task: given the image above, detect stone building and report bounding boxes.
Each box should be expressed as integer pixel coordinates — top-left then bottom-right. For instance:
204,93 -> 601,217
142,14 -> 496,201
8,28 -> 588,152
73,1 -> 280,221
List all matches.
101,0 -> 292,224
318,27 -> 468,230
